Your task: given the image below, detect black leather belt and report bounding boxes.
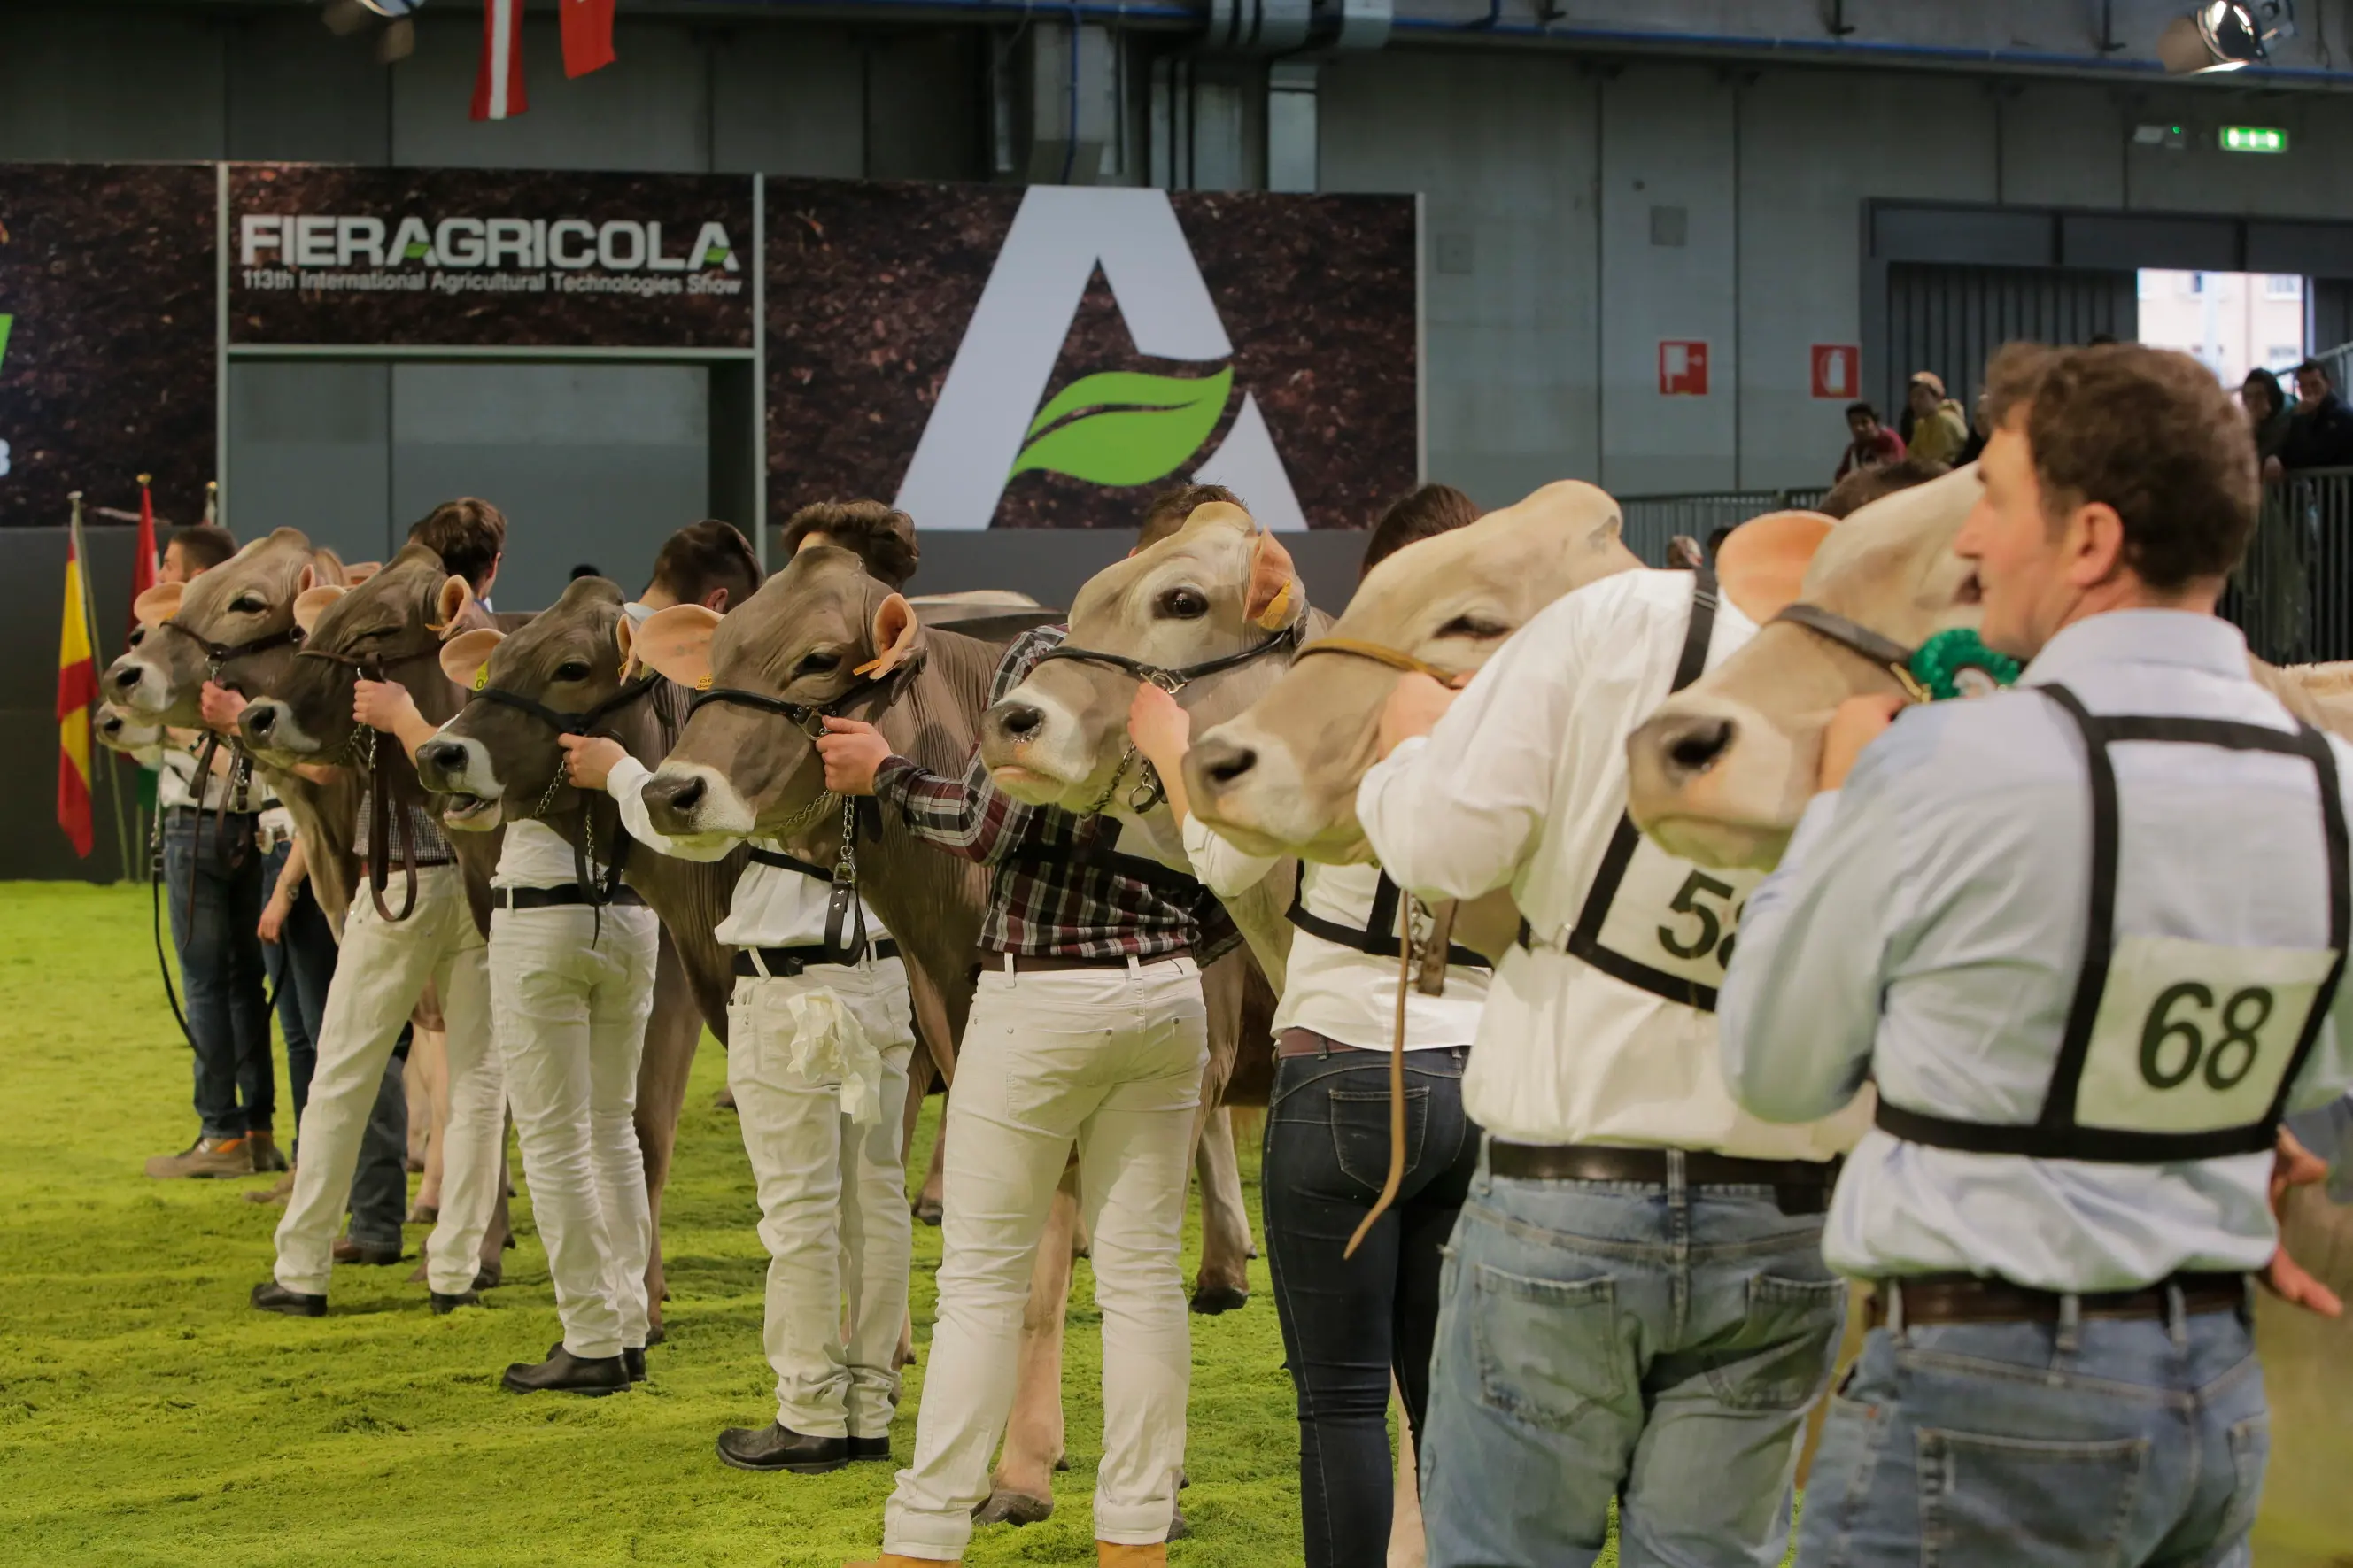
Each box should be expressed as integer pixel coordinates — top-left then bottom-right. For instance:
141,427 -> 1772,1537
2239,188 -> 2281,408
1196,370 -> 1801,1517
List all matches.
499,884 -> 646,911
1866,1271 -> 2248,1328
1489,1140 -> 1840,1214
734,939 -> 900,977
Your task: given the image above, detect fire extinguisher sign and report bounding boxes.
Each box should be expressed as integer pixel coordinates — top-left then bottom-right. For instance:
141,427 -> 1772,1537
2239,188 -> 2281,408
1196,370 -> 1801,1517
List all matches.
1812,344 -> 1860,400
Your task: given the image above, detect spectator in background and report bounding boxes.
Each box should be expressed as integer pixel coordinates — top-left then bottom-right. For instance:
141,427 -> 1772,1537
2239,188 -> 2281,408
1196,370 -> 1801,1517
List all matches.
2243,369 -> 2296,480
1136,480 -> 1245,550
1903,372 -> 1970,466
1820,455 -> 1951,520
1835,401 -> 1905,482
160,525 -> 239,586
2278,359 -> 2353,474
1359,484 -> 1478,574
1704,524 -> 1738,563
569,562 -> 602,582
1665,535 -> 1706,569
2239,367 -> 2312,660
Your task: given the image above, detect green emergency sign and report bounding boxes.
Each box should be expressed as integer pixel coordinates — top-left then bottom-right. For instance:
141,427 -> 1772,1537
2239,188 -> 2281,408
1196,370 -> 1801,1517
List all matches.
2221,125 -> 2289,154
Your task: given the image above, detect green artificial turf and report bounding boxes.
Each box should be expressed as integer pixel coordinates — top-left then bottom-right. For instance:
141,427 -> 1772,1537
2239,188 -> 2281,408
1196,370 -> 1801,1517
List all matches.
0,883 -> 1310,1567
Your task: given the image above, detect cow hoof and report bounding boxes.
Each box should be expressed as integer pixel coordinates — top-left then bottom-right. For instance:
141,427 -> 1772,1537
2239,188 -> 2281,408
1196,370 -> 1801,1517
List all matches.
644,1322 -> 666,1347
972,1488 -> 1054,1527
1169,1508 -> 1190,1541
1055,1456 -> 1071,1472
912,1197 -> 942,1227
1189,1285 -> 1249,1315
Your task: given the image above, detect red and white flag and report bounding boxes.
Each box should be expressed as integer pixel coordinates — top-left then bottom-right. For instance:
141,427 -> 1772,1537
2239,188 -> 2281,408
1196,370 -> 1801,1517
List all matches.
472,0 -> 527,121
561,0 -> 616,78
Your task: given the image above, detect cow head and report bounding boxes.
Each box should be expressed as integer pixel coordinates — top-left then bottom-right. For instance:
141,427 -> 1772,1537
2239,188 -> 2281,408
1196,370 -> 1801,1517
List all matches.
1624,463 -> 1985,870
1185,481 -> 1637,862
104,529 -> 343,722
414,575 -> 632,832
237,544 -> 483,767
635,545 -> 922,847
980,501 -> 1307,817
94,701 -> 165,757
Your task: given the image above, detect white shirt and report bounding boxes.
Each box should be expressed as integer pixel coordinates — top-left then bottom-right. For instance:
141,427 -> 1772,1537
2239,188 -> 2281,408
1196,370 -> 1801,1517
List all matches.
607,754 -> 888,949
1180,816 -> 1486,1050
491,817 -> 602,891
153,733 -> 279,815
1358,568 -> 1863,1160
1722,611 -> 2353,1290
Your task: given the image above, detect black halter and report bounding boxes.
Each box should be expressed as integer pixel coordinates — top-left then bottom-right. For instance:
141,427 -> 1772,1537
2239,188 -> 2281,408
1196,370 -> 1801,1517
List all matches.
1032,618 -> 1304,694
470,672 -> 664,738
294,639 -> 451,923
157,618 -> 306,678
1770,603 -> 1930,702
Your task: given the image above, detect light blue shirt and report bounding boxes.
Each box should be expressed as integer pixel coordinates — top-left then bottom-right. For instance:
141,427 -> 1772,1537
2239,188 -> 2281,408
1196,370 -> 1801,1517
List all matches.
1721,610 -> 2353,1290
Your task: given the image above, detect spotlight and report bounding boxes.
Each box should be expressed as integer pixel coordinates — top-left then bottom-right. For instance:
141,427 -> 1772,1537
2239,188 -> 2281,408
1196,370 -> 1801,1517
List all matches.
2157,2 -> 2295,74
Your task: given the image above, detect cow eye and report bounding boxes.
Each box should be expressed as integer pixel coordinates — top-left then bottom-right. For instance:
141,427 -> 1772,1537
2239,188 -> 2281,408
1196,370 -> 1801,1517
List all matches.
1436,614 -> 1507,640
231,593 -> 267,614
128,625 -> 148,648
797,652 -> 841,676
1157,587 -> 1209,620
553,660 -> 591,683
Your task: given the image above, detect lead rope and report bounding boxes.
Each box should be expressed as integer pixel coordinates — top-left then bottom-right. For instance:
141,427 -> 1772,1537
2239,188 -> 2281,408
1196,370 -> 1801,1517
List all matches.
1344,888 -> 1417,1259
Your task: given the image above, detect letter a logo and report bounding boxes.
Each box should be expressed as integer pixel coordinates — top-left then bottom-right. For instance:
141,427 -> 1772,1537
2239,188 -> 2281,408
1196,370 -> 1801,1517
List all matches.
894,188 -> 1307,531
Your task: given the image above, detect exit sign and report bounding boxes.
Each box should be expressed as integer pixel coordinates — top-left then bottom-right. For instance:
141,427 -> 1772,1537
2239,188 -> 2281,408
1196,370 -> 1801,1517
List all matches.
2222,125 -> 2289,154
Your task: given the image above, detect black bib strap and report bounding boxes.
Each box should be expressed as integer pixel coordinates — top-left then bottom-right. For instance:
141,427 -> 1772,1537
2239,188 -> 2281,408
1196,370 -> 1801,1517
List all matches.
1552,568 -> 1723,1011
1286,871 -> 1491,969
1877,684 -> 2351,1164
747,845 -> 833,881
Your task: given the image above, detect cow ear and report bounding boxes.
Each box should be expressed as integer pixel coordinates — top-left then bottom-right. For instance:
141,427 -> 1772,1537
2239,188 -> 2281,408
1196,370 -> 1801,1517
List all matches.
615,614 -> 641,679
429,574 -> 475,636
344,560 -> 382,587
633,605 -> 721,689
857,592 -> 925,678
292,583 -> 345,635
1244,530 -> 1301,631
437,628 -> 506,691
133,582 -> 184,630
1716,510 -> 1835,626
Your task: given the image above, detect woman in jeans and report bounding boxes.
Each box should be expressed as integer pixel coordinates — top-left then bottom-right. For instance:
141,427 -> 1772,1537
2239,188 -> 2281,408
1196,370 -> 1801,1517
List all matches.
1126,486 -> 1490,1567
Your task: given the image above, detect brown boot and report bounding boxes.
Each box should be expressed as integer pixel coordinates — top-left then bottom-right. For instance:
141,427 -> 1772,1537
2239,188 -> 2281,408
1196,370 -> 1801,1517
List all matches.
144,1135 -> 252,1179
1096,1546 -> 1166,1567
246,1131 -> 289,1172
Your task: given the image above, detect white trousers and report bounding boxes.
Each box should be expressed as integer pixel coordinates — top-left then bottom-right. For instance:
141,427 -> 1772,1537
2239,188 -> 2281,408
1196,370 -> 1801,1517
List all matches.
490,900 -> 660,1361
276,865 -> 501,1298
885,955 -> 1207,1559
727,956 -> 917,1439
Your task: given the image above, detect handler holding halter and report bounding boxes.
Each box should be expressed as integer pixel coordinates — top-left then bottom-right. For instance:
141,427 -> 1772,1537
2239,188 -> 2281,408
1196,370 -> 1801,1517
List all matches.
1357,522 -> 1861,1568
1722,342 -> 2353,1567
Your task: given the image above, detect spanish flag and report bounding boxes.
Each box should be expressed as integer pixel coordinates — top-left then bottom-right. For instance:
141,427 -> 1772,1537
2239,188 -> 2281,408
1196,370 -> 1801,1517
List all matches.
57,526 -> 96,858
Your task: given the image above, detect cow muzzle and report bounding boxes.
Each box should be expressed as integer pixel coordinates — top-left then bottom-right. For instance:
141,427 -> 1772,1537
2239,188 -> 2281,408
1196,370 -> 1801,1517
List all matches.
237,697 -> 321,761
1184,721 -> 1335,860
641,761 -> 754,844
105,653 -> 174,715
95,705 -> 162,755
415,735 -> 503,830
980,689 -> 1100,806
1624,694 -> 1799,871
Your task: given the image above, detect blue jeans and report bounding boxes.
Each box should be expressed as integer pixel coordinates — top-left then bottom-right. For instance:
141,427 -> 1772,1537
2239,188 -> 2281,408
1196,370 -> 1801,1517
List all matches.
162,810 -> 272,1139
1421,1145 -> 1846,1568
1798,1295 -> 2267,1568
1262,1040 -> 1481,1568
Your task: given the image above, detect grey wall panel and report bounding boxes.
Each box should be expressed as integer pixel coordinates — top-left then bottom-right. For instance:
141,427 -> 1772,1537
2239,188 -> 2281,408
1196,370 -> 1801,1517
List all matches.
1995,84 -> 2125,211
391,17 -> 710,172
711,26 -> 865,177
224,13 -> 393,166
1739,72 -> 1995,490
1888,263 -> 2134,419
1873,204 -> 2052,266
227,361 -> 394,568
0,527 -> 141,883
2249,222 -> 2353,282
2064,212 -> 2238,272
389,363 -> 708,612
0,11 -> 225,163
863,31 -> 986,182
2125,92 -> 2353,219
1320,51 -> 1599,511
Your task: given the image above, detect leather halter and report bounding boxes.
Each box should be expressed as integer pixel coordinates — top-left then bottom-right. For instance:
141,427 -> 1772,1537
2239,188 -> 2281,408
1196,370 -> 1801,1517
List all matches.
1770,603 -> 1931,703
1291,636 -> 1459,684
156,617 -> 305,678
471,672 -> 663,738
1033,618 -> 1304,693
296,638 -> 450,923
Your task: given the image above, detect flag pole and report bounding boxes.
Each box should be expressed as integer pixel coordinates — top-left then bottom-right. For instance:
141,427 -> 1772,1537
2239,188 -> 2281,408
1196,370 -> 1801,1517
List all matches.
73,491 -> 135,881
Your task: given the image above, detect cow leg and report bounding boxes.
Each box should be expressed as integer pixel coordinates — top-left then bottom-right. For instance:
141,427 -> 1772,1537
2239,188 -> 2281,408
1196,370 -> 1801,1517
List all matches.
976,1166 -> 1077,1527
1389,1375 -> 1428,1568
632,938 -> 704,1340
408,1023 -> 448,1219
1190,1105 -> 1251,1314
915,1118 -> 947,1227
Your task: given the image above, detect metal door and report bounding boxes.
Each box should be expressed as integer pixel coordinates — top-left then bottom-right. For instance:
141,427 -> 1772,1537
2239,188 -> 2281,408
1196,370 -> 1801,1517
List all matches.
1885,263 -> 2137,420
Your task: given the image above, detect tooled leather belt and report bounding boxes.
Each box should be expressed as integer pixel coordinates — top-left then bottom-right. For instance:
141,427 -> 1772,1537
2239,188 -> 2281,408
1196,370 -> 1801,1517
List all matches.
1866,1271 -> 2247,1328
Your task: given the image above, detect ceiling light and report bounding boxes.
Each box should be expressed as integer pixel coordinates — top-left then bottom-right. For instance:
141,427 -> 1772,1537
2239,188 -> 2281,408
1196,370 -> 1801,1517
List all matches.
2158,2 -> 2293,73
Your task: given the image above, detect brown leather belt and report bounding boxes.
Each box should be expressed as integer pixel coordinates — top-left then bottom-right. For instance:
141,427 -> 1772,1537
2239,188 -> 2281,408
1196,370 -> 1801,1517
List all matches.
1490,1140 -> 1839,1215
1866,1271 -> 2248,1329
1277,1028 -> 1377,1058
982,949 -> 1189,975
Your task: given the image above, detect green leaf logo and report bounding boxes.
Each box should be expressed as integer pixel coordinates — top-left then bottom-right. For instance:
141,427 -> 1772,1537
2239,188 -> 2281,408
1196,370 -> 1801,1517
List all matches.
405,241 -> 431,260
0,313 -> 12,373
1011,367 -> 1234,487
703,245 -> 731,266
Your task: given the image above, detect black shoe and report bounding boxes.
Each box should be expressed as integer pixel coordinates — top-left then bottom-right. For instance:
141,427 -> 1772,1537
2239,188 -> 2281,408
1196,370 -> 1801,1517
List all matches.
474,1263 -> 501,1291
504,1348 -> 629,1395
430,1289 -> 480,1315
624,1347 -> 646,1383
333,1236 -> 405,1267
250,1280 -> 326,1317
848,1435 -> 892,1463
715,1423 -> 849,1474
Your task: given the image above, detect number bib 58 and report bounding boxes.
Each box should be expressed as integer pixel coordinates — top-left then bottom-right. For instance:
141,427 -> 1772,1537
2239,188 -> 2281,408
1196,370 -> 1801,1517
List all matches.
2078,933 -> 2336,1136
1590,836 -> 1761,992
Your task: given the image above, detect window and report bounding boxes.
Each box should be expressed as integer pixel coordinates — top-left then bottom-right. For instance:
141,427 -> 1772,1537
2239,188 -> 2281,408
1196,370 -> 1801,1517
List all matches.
2270,346 -> 2306,372
2267,274 -> 2303,297
2186,272 -> 2209,296
2139,271 -> 2158,299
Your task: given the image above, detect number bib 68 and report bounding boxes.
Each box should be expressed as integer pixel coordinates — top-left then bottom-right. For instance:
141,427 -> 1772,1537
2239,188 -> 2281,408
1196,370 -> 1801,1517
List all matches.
2078,933 -> 2336,1135
1590,835 -> 1760,991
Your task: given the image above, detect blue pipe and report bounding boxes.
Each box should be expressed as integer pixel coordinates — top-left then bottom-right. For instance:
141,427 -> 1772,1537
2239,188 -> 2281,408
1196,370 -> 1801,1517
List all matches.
1389,15 -> 2353,87
688,0 -> 1199,23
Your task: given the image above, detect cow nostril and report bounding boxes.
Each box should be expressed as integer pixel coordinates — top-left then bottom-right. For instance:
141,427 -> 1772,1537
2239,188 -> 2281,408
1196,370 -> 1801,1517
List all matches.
246,707 -> 275,736
665,776 -> 706,814
111,666 -> 142,692
1204,745 -> 1258,787
1665,717 -> 1735,776
997,704 -> 1043,739
423,741 -> 465,772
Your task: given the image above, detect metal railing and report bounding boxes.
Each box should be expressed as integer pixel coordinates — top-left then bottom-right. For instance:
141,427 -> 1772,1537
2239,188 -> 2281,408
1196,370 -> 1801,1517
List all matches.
1621,471 -> 2353,668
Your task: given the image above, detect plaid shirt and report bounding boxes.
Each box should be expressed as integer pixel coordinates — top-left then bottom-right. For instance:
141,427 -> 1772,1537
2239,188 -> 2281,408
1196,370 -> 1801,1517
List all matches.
873,626 -> 1236,962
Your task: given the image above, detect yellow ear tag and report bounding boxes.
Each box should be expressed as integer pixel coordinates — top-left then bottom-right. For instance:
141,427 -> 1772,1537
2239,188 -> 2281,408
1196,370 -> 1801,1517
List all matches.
696,671 -> 714,691
471,665 -> 490,692
1254,579 -> 1294,631
853,654 -> 886,677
